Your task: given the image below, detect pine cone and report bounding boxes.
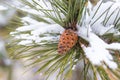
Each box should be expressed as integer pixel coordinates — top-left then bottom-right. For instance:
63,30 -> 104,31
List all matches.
58,29 -> 78,55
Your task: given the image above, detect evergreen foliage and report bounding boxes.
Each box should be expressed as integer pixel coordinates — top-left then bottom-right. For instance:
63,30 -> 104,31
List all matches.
6,0 -> 120,80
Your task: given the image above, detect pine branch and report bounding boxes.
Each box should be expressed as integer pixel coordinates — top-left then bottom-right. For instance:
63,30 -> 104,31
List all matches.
6,0 -> 120,80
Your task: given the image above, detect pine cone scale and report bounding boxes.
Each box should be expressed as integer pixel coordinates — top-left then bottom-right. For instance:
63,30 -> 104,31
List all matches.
58,29 -> 78,54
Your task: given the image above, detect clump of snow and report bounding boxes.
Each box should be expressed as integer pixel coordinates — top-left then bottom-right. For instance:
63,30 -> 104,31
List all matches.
78,25 -> 118,69
107,43 -> 120,50
31,24 -> 64,36
16,22 -> 49,32
16,22 -> 64,34
14,34 -> 29,39
82,44 -> 117,69
18,40 -> 33,45
77,25 -> 90,41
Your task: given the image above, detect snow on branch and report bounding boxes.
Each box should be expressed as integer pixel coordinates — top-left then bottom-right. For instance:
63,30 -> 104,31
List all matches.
86,0 -> 120,35
78,25 -> 119,69
11,22 -> 64,45
106,43 -> 120,50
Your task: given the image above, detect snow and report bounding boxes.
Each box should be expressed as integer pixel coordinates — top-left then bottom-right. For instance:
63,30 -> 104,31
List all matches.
18,40 -> 33,45
11,23 -> 63,45
16,34 -> 59,43
85,1 -> 120,36
16,22 -> 64,35
107,43 -> 120,50
16,22 -> 49,31
86,0 -> 120,35
15,34 -> 34,40
31,24 -> 64,36
12,22 -> 64,45
91,24 -> 118,35
13,33 -> 59,45
21,17 -> 39,25
78,25 -> 118,69
34,36 -> 59,43
77,25 -> 89,41
87,33 -> 107,48
81,38 -> 117,69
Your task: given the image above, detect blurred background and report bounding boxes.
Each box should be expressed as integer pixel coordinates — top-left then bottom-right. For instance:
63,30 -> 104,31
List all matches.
0,0 -> 44,80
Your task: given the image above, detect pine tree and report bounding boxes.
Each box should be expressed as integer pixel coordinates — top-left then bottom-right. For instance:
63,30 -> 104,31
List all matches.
6,0 -> 120,80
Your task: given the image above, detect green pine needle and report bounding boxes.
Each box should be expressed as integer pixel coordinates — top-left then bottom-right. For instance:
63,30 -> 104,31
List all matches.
6,0 -> 120,80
